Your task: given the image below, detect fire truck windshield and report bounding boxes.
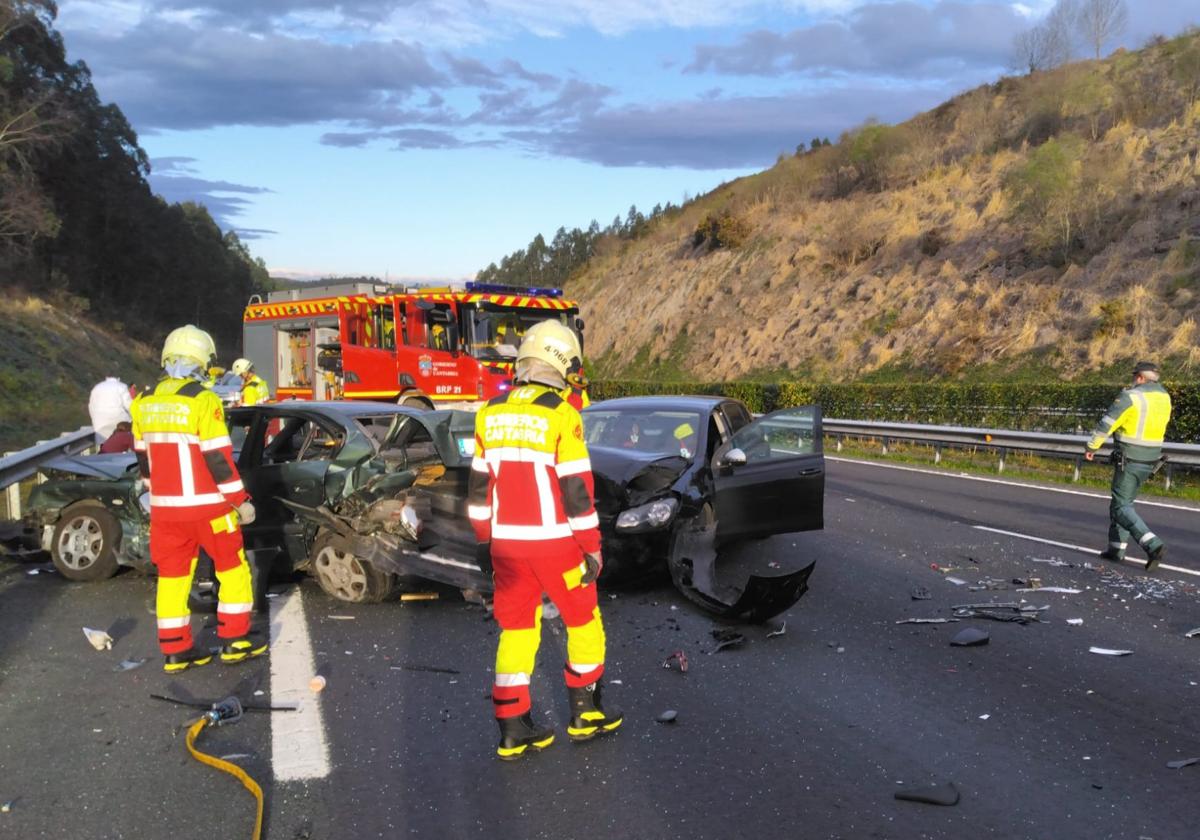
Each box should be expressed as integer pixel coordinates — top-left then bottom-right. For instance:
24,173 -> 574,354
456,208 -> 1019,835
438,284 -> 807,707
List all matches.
464,305 -> 577,361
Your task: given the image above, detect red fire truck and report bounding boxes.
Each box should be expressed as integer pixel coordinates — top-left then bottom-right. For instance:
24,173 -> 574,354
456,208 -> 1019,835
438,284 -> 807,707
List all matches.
241,281 -> 583,408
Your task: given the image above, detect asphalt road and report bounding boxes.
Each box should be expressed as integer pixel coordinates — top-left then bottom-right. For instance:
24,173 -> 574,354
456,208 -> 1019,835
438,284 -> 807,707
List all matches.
3,458 -> 1200,840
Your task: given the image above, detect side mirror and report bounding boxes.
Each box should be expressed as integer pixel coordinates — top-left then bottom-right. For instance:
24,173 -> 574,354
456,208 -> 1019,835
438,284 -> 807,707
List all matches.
723,448 -> 747,467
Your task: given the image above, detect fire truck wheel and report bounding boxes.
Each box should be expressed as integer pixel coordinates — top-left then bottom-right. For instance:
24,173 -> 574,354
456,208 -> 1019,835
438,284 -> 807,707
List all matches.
50,502 -> 121,581
311,532 -> 396,603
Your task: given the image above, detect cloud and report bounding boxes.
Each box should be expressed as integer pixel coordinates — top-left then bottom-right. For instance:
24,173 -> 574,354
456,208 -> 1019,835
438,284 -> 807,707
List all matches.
148,157 -> 274,229
507,85 -> 950,169
687,1 -> 1026,79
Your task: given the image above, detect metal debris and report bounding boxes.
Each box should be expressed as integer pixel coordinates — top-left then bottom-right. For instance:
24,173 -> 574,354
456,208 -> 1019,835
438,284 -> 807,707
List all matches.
952,603 -> 1047,624
392,664 -> 461,675
1,800 -> 12,814
895,618 -> 957,625
766,622 -> 787,638
114,658 -> 147,672
1167,757 -> 1200,769
327,615 -> 356,620
951,627 -> 990,647
711,629 -> 746,652
399,592 -> 438,602
657,710 -> 678,724
82,627 -> 113,651
968,577 -> 1010,592
1185,628 -> 1200,639
1067,619 -> 1084,626
1017,587 -> 1080,594
220,753 -> 253,761
944,577 -> 967,586
1030,556 -> 1071,567
1089,647 -> 1133,656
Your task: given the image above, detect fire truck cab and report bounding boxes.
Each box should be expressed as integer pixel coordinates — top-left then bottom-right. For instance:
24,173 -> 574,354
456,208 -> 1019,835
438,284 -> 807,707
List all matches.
242,281 -> 583,408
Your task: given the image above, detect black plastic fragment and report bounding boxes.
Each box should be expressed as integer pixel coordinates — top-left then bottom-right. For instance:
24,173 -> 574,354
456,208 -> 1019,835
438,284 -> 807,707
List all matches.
711,629 -> 746,652
894,782 -> 960,806
950,627 -> 990,647
910,586 -> 932,600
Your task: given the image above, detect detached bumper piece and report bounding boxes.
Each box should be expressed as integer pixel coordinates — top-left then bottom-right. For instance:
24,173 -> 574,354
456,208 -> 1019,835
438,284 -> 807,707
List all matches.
667,520 -> 815,623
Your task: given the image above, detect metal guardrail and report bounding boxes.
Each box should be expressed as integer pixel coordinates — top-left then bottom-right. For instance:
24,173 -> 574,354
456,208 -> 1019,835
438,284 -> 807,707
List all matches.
823,418 -> 1200,491
1,427 -> 95,519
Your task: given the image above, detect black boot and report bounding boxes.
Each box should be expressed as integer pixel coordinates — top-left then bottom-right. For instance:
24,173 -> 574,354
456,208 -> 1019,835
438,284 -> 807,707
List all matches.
496,713 -> 555,760
1098,548 -> 1124,563
567,680 -> 623,742
163,647 -> 213,674
1145,542 -> 1166,572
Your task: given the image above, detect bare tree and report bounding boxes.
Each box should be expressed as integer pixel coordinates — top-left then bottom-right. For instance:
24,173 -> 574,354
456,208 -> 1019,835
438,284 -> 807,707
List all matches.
1077,0 -> 1128,59
1012,27 -> 1050,74
1011,0 -> 1077,73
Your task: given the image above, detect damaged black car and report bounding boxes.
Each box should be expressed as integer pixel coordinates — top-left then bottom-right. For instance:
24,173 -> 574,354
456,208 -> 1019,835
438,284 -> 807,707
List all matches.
26,397 -> 824,620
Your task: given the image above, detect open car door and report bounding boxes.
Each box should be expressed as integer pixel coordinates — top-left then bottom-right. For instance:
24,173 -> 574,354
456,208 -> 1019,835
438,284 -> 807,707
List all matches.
712,405 -> 824,542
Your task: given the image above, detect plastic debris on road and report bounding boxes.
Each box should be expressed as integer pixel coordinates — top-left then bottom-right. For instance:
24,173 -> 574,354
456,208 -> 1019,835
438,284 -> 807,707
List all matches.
1067,618 -> 1084,626
662,651 -> 689,673
896,618 -> 957,624
1089,647 -> 1133,656
657,710 -> 678,724
309,675 -> 327,692
952,603 -> 1047,624
944,577 -> 967,586
1017,586 -> 1080,594
910,586 -> 932,601
83,627 -> 113,651
951,627 -> 990,646
1030,556 -> 1071,567
894,782 -> 960,806
1185,627 -> 1200,639
711,629 -> 746,652
1167,757 -> 1200,769
114,658 -> 147,672
1,801 -> 12,813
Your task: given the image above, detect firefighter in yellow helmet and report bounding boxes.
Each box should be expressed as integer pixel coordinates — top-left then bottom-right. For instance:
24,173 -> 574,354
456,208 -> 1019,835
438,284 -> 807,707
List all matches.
468,319 -> 621,759
1085,361 -> 1172,570
231,358 -> 270,406
131,325 -> 266,672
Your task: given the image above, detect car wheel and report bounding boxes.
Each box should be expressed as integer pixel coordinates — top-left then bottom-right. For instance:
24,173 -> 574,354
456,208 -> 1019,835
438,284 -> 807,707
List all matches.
50,502 -> 121,581
310,533 -> 395,603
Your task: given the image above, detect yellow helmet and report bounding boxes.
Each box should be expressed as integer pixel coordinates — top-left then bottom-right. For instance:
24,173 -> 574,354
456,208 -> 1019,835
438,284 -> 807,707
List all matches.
517,320 -> 581,378
161,325 -> 216,368
231,358 -> 254,376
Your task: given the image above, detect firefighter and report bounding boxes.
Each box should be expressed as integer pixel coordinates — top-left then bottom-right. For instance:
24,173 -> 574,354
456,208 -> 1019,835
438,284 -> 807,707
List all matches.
1085,361 -> 1172,571
430,323 -> 448,351
231,358 -> 270,406
468,319 -> 622,760
132,325 -> 267,673
564,356 -> 591,411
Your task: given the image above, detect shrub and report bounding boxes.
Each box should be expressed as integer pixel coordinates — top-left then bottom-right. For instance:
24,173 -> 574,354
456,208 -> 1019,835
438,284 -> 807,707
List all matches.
692,210 -> 752,250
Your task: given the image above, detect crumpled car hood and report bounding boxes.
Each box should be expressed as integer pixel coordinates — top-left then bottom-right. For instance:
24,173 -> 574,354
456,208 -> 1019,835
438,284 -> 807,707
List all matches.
40,453 -> 138,480
587,446 -> 688,514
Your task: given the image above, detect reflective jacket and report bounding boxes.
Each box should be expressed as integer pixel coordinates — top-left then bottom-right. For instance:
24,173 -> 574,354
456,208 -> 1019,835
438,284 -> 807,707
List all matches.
468,383 -> 601,556
131,379 -> 250,522
242,374 -> 270,406
1087,381 -> 1172,461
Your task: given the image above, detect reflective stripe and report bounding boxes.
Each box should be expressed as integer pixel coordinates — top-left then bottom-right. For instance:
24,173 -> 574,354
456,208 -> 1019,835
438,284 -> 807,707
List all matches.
1098,415 -> 1118,430
470,457 -> 489,473
1115,433 -> 1164,446
157,616 -> 191,629
218,602 -> 254,614
484,447 -> 556,467
199,435 -> 233,452
177,442 -> 194,502
1110,541 -> 1128,549
533,460 -> 556,528
217,479 -> 244,494
133,440 -> 147,451
467,504 -> 492,521
151,492 -> 226,507
1131,392 -> 1148,441
568,512 -> 599,530
143,432 -> 201,445
568,662 -> 600,672
1139,532 -> 1157,545
555,457 -> 592,477
495,672 -> 531,687
491,522 -> 574,540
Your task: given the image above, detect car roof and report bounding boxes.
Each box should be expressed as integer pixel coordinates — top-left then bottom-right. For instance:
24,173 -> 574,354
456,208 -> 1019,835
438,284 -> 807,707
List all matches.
585,395 -> 736,412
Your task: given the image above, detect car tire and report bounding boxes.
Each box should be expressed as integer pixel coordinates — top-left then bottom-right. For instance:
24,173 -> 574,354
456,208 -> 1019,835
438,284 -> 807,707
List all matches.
310,532 -> 395,603
50,502 -> 121,581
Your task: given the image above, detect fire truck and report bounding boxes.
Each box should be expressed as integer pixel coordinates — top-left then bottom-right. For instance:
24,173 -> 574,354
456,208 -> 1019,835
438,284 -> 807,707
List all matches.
241,281 -> 583,408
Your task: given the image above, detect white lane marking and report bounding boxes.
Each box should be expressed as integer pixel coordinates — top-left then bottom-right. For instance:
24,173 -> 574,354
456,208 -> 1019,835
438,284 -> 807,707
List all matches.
972,525 -> 1200,578
269,587 -> 331,780
827,456 -> 1200,513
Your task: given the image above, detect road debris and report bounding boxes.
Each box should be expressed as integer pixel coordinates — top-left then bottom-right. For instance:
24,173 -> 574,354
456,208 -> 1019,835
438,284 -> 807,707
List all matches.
711,629 -> 746,652
1185,627 -> 1200,639
114,657 -> 147,672
910,586 -> 931,600
1017,586 -> 1080,594
399,592 -> 439,602
968,577 -> 1010,592
1089,647 -> 1133,656
392,664 -> 461,675
1167,757 -> 1200,769
1,801 -> 12,813
662,651 -> 689,673
951,627 -> 990,647
309,675 -> 327,692
896,618 -> 957,624
326,615 -> 355,621
944,577 -> 967,586
1067,619 -> 1084,626
82,627 -> 113,651
657,710 -> 678,724
221,753 -> 253,761
766,622 -> 787,638
952,603 -> 1047,624
1030,556 -> 1071,567
979,714 -> 990,720
894,782 -> 960,806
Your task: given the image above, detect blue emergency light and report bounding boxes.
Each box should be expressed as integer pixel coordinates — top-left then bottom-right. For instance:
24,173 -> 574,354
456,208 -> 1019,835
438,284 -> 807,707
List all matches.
465,281 -> 563,298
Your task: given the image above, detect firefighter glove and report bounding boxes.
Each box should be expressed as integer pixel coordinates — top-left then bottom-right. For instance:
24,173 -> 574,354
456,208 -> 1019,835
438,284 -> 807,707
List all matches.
581,552 -> 603,586
236,501 -> 256,525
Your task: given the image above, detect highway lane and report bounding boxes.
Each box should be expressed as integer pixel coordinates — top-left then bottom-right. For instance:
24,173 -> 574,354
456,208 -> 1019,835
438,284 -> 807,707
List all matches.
3,457 -> 1200,839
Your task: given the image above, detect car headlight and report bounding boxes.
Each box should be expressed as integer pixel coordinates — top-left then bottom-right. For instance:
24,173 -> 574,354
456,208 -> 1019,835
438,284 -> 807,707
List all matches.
615,497 -> 679,532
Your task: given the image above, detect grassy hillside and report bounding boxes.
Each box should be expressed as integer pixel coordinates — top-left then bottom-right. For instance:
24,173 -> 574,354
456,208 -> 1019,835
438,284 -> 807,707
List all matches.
0,295 -> 161,452
571,31 -> 1200,383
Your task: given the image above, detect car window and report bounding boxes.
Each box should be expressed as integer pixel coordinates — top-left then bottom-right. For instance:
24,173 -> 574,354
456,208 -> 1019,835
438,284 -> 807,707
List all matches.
721,402 -> 753,433
583,409 -> 703,459
728,407 -> 819,462
227,415 -> 254,458
376,415 -> 439,469
261,416 -> 342,464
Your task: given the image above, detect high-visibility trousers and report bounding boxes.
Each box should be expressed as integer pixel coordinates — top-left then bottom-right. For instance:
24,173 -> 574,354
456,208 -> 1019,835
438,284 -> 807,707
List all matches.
491,540 -> 606,719
151,511 -> 254,655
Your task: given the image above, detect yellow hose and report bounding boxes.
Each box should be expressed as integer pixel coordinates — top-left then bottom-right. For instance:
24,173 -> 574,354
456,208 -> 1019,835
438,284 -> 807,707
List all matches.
185,718 -> 264,840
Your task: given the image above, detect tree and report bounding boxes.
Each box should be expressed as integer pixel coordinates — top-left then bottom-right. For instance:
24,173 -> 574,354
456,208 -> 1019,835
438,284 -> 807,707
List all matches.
1171,31 -> 1200,107
1005,135 -> 1085,261
1076,0 -> 1127,60
1012,0 -> 1076,73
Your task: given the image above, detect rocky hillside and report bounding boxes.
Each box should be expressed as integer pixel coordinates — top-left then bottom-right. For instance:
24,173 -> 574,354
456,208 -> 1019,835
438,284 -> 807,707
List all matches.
571,31 -> 1200,382
0,295 -> 161,451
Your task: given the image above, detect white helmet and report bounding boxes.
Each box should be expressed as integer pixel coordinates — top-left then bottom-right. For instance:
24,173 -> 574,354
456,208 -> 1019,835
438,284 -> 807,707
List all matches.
231,358 -> 254,377
161,325 -> 216,368
517,320 -> 581,379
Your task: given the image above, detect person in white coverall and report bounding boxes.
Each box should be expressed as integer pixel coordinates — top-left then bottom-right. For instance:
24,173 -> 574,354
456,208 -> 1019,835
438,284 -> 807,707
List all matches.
88,376 -> 133,443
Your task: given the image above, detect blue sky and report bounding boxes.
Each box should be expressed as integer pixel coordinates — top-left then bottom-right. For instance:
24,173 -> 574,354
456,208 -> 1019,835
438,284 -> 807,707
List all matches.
55,0 -> 1197,281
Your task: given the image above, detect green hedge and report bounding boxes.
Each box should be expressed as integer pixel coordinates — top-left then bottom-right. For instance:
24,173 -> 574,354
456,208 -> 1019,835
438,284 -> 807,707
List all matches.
591,381 -> 1200,443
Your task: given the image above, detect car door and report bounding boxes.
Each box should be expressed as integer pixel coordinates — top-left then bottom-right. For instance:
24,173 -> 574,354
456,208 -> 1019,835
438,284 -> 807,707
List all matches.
711,405 -> 824,541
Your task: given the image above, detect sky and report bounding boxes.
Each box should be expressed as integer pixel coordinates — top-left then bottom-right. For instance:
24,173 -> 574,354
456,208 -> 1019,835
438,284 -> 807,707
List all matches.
54,0 -> 1198,281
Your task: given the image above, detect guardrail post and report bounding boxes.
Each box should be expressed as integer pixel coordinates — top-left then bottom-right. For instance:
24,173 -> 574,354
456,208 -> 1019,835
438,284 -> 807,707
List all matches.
1072,456 -> 1082,482
5,481 -> 19,520
881,437 -> 889,455
836,435 -> 843,453
997,447 -> 1007,473
1164,463 -> 1174,493
934,445 -> 942,464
